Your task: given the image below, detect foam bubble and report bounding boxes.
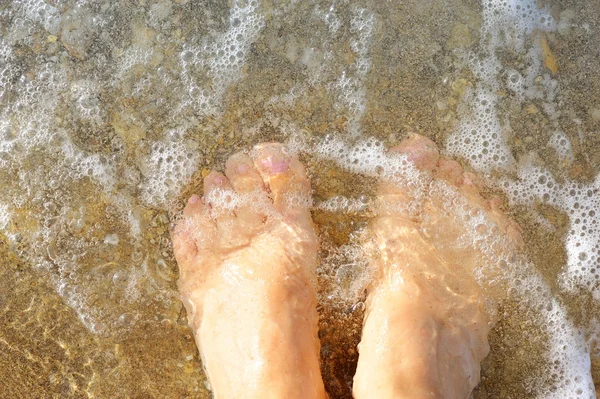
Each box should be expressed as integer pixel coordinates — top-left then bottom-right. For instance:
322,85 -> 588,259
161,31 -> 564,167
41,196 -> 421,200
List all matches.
501,159 -> 600,299
20,0 -> 61,38
330,7 -> 374,137
549,130 -> 574,164
446,86 -> 515,172
315,4 -> 342,34
0,203 -> 11,231
317,195 -> 369,213
141,130 -> 200,207
445,0 -> 555,173
179,0 -> 265,115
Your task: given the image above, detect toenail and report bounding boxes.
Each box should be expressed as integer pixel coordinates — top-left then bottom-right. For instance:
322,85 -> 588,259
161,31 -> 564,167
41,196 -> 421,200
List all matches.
261,156 -> 290,175
189,194 -> 200,204
211,175 -> 225,185
235,163 -> 250,174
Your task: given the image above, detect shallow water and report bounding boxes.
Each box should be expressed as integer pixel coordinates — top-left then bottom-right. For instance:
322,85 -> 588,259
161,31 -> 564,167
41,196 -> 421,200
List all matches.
1,0 -> 600,397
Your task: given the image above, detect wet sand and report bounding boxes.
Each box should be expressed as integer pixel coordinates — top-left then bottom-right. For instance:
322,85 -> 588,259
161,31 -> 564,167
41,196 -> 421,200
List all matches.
1,0 -> 600,397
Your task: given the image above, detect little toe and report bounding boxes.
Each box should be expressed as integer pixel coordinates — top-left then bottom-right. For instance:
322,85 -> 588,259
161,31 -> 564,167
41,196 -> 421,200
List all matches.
253,143 -> 312,222
390,133 -> 440,172
225,152 -> 270,229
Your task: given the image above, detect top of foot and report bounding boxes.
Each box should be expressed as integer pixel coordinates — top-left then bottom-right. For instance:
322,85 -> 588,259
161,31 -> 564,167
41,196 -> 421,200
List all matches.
354,134 -> 525,399
173,143 -> 318,300
172,143 -> 326,399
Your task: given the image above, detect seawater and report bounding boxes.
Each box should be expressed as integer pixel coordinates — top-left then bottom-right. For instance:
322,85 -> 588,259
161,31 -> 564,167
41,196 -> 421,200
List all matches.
0,0 -> 599,398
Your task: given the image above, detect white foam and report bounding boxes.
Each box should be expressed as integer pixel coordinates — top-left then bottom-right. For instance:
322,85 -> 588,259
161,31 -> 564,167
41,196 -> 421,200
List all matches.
141,129 -> 200,207
314,4 -> 342,34
179,0 -> 265,115
446,86 -> 515,172
70,80 -> 105,125
317,195 -> 369,213
0,203 -> 11,231
445,0 -> 555,173
549,131 -> 574,164
330,7 -> 374,137
20,0 -> 61,38
500,158 -> 600,300
430,180 -> 595,399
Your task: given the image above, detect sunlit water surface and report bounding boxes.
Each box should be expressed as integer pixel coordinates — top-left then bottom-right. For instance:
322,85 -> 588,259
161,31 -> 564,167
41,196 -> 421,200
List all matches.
1,0 -> 600,397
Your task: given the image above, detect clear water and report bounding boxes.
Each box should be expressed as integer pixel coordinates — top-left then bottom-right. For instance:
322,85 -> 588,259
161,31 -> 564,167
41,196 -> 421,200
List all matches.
1,0 -> 600,397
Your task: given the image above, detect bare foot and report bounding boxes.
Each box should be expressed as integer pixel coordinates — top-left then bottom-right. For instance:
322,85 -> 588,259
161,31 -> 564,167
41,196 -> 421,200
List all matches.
172,144 -> 327,399
353,135 -> 524,399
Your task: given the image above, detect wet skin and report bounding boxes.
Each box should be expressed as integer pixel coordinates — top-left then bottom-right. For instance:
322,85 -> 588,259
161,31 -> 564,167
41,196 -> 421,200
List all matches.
172,135 -> 525,399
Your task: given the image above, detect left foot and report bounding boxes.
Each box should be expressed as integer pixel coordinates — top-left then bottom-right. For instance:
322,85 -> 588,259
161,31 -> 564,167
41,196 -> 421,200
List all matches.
172,144 -> 327,399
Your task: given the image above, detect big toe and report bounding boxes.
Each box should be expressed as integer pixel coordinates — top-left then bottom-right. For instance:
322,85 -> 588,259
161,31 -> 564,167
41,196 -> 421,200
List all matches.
374,134 -> 439,215
253,143 -> 312,223
390,133 -> 440,172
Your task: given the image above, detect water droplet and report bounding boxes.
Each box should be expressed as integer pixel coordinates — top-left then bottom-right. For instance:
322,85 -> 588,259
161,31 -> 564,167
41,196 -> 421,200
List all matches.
351,301 -> 365,313
112,270 -> 128,287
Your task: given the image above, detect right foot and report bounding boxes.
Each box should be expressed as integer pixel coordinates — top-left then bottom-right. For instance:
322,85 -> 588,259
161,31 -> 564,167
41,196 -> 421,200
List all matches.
353,135 -> 524,398
172,144 -> 327,399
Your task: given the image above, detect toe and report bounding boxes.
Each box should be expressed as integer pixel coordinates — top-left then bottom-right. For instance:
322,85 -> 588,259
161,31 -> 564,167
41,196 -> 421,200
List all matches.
375,135 -> 439,213
172,220 -> 198,265
459,171 -> 488,208
203,171 -> 232,199
203,171 -> 240,233
390,133 -> 440,172
203,171 -> 237,213
225,152 -> 265,193
253,143 -> 312,222
173,194 -> 212,266
435,158 -> 464,186
225,152 -> 270,229
183,194 -> 204,218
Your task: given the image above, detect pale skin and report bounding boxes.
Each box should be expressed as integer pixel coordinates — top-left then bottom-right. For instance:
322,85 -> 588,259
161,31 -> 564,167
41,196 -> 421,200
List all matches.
172,135 -> 525,399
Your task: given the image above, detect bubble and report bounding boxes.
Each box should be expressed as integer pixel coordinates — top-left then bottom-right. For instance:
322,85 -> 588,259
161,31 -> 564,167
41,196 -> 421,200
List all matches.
118,312 -> 135,327
141,130 -> 200,207
155,258 -> 174,281
112,270 -> 128,287
351,301 -> 365,313
131,251 -> 144,263
104,234 -> 119,245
